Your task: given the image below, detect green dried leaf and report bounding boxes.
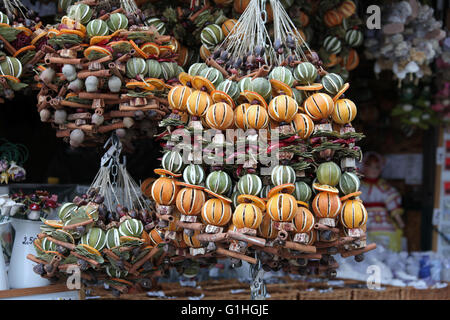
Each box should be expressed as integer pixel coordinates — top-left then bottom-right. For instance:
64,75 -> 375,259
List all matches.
48,34 -> 82,49
18,50 -> 35,65
7,79 -> 28,91
0,26 -> 21,42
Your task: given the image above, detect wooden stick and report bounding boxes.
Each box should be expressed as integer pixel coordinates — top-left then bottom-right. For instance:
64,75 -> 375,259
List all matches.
63,219 -> 94,230
103,249 -> 132,270
99,8 -> 124,20
216,247 -> 256,264
97,122 -> 125,133
340,243 -> 377,258
283,241 -> 317,253
206,58 -> 229,78
56,129 -> 71,138
71,251 -> 100,268
82,55 -> 112,67
129,247 -> 159,275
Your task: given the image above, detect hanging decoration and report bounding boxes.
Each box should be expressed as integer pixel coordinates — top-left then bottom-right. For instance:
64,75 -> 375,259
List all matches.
0,138 -> 27,184
364,0 -> 446,87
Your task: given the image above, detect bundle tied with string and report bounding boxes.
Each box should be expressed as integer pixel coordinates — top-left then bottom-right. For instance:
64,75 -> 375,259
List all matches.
28,134 -> 165,292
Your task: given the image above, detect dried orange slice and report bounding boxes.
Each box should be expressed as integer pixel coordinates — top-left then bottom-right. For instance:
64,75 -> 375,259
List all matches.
90,35 -> 111,45
110,278 -> 133,286
34,239 -> 44,252
141,230 -> 151,245
60,29 -> 85,38
47,28 -> 61,38
153,168 -> 182,178
144,78 -> 169,90
297,201 -> 309,209
270,79 -> 293,97
204,189 -> 232,203
78,244 -> 102,257
159,45 -> 173,55
30,31 -> 48,45
267,183 -> 295,198
83,45 -> 112,60
43,220 -> 63,229
237,194 -> 266,211
0,75 -> 20,83
295,83 -> 323,91
192,75 -> 215,93
333,82 -> 350,102
178,72 -> 193,86
120,236 -> 145,243
37,65 -> 46,72
61,16 -> 86,33
340,191 -> 362,202
110,29 -> 126,38
13,45 -> 36,58
211,90 -> 235,108
176,181 -> 205,190
45,250 -> 64,257
125,81 -> 155,91
129,39 -> 148,59
15,26 -> 32,36
312,183 -> 339,194
241,90 -> 268,109
0,23 -> 10,28
141,42 -> 160,56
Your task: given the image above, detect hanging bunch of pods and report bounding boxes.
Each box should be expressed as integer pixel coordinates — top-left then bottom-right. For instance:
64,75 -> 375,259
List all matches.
142,0 -> 375,278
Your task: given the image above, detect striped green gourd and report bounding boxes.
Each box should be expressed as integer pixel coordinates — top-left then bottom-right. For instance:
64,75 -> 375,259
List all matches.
106,228 -> 121,249
58,202 -> 77,221
126,57 -> 148,79
339,172 -> 360,195
86,19 -> 109,37
269,66 -> 294,87
217,79 -> 240,100
183,164 -> 205,185
238,77 -> 252,92
188,62 -> 208,76
231,190 -> 241,210
316,161 -> 341,186
0,57 -> 23,78
237,174 -> 262,196
199,67 -> 224,87
293,181 -> 312,202
200,24 -> 224,47
323,36 -> 342,54
271,165 -> 296,186
147,59 -> 162,78
0,11 -> 9,24
161,62 -> 179,80
162,150 -> 184,174
345,29 -> 363,47
147,18 -> 166,34
321,73 -> 344,95
250,77 -> 271,100
41,237 -> 57,251
293,62 -> 317,84
205,171 -> 232,195
259,185 -> 274,199
80,227 -> 106,251
119,219 -> 144,238
106,265 -> 128,278
67,3 -> 93,24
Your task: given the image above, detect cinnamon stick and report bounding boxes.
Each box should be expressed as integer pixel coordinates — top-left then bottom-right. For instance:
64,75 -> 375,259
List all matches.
196,232 -> 229,243
129,247 -> 159,275
97,122 -> 125,133
77,69 -> 111,79
26,254 -> 47,265
340,243 -> 376,258
175,221 -> 205,231
38,233 -> 76,250
82,55 -> 112,67
103,248 -> 132,269
45,56 -> 82,65
71,251 -> 100,268
227,231 -> 266,247
206,58 -> 229,78
79,92 -> 120,100
63,218 -> 94,230
0,34 -> 16,55
283,241 -> 316,253
216,247 -> 257,264
99,8 -> 124,20
314,223 -> 340,233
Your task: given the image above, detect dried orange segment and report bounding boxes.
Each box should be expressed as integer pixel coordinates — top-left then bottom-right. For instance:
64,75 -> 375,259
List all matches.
83,45 -> 112,60
30,31 -> 48,45
90,35 -> 112,45
13,45 -> 36,58
333,82 -> 350,102
241,90 -> 268,109
78,244 -> 101,257
267,184 -> 295,198
144,78 -> 168,90
178,72 -> 193,86
295,83 -> 323,91
204,189 -> 232,203
125,81 -> 155,91
60,29 -> 85,38
47,28 -> 61,38
340,191 -> 362,202
129,40 -> 148,59
176,181 -> 205,190
312,183 -> 339,194
211,90 -> 235,108
153,168 -> 182,178
270,79 -> 293,97
141,42 -> 160,56
192,76 -> 215,93
237,194 -> 266,211
15,26 -> 32,37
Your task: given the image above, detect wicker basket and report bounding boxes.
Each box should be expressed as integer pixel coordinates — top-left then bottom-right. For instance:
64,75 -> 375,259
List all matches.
352,287 -> 402,300
299,288 -> 352,300
401,286 -> 450,300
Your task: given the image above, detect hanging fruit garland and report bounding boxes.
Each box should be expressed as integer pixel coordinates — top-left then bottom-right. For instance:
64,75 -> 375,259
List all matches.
35,1 -> 186,147
143,0 -> 375,284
